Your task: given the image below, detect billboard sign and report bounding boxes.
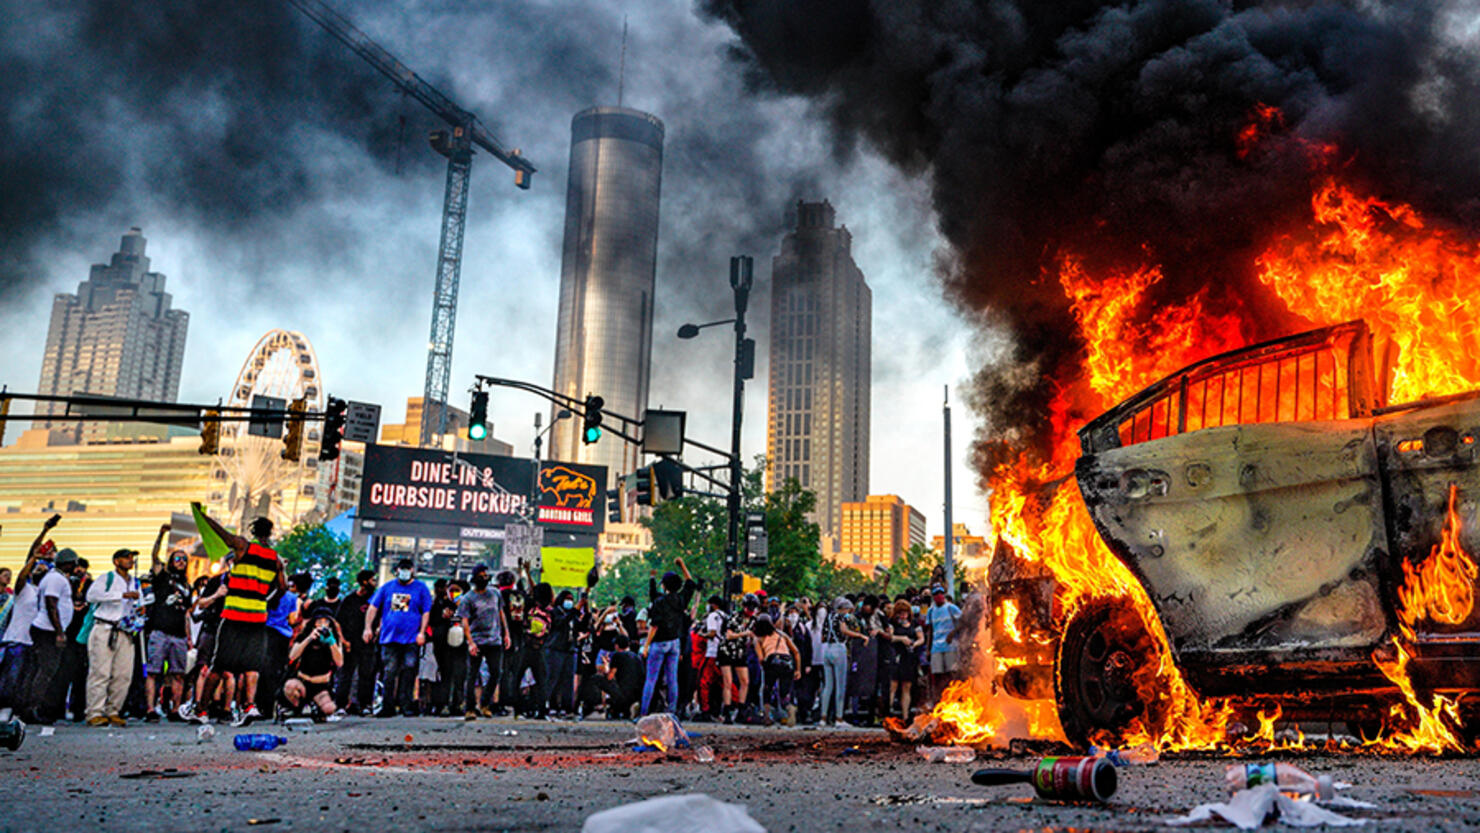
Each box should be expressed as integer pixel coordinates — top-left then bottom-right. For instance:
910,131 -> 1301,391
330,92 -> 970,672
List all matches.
358,444 -> 605,537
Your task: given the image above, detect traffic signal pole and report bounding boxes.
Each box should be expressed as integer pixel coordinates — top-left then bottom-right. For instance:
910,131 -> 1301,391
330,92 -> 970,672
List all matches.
725,256 -> 754,601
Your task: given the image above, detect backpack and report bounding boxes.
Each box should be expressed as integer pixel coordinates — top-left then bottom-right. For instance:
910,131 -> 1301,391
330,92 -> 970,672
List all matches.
75,572 -> 113,645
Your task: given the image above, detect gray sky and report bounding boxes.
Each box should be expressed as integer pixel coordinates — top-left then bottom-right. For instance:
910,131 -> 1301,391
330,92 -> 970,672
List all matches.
0,0 -> 993,539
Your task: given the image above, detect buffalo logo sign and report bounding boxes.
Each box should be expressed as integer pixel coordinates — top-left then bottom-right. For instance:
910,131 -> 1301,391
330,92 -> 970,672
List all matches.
536,465 -> 599,527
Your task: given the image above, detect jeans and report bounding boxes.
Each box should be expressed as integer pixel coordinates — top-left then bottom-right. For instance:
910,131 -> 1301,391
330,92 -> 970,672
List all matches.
378,643 -> 419,714
641,638 -> 681,716
819,643 -> 848,723
465,643 -> 503,711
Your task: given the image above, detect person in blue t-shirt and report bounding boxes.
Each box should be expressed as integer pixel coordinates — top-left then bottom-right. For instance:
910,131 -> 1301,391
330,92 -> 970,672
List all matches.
925,585 -> 963,696
364,559 -> 432,717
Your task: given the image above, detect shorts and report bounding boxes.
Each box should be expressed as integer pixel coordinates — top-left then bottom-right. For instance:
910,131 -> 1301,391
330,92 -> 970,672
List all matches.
212,620 -> 268,675
286,677 -> 333,703
146,631 -> 190,675
194,628 -> 217,673
929,649 -> 960,675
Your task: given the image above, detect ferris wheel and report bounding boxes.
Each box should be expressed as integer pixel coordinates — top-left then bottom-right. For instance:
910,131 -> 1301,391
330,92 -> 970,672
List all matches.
212,329 -> 326,532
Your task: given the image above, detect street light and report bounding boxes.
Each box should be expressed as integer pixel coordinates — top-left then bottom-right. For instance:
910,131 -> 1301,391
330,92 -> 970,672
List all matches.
533,408 -> 572,461
677,255 -> 755,599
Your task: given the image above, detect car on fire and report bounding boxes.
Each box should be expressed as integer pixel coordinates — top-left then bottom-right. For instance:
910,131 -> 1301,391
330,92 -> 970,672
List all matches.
1004,320 -> 1480,746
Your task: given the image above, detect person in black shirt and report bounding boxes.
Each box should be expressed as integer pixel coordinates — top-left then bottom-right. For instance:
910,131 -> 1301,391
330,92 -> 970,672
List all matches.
144,528 -> 193,722
640,558 -> 697,715
428,579 -> 458,715
333,570 -> 377,715
596,634 -> 645,719
545,589 -> 582,716
618,596 -> 638,642
282,604 -> 345,719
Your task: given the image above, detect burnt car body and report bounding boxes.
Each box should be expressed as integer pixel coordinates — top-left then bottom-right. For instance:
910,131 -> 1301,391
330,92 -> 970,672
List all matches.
1055,320 -> 1480,744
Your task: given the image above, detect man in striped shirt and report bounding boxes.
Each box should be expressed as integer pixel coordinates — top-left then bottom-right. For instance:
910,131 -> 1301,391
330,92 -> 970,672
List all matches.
193,505 -> 285,726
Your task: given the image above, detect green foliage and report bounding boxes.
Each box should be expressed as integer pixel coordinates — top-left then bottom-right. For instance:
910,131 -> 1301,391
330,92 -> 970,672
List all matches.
883,542 -> 942,598
759,476 -> 821,599
813,560 -> 882,601
643,495 -> 728,591
274,523 -> 365,591
592,554 -> 652,606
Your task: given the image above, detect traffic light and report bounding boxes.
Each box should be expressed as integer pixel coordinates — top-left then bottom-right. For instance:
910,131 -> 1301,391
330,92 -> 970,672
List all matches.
199,410 -> 220,455
468,390 -> 489,441
607,487 -> 622,524
319,397 -> 346,461
652,458 -> 684,503
281,398 -> 307,461
634,466 -> 652,505
581,395 -> 604,444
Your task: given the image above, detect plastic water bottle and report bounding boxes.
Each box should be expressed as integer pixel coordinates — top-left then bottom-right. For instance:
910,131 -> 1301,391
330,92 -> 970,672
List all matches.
233,733 -> 288,752
1225,762 -> 1333,799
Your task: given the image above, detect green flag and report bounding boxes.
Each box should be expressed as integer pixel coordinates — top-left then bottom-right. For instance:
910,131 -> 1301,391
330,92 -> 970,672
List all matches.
191,503 -> 230,562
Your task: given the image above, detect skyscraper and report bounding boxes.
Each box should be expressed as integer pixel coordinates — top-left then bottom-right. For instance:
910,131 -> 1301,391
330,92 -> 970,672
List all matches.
35,228 -> 189,442
766,200 -> 871,538
549,106 -> 664,484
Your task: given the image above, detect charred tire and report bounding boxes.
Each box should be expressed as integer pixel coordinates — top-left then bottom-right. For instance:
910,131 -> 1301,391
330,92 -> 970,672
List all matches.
1054,598 -> 1163,749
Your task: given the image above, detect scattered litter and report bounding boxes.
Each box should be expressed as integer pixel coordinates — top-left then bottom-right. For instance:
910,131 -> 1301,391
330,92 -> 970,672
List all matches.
283,717 -> 313,731
582,793 -> 765,833
500,729 -> 519,736
971,756 -> 1117,802
1225,763 -> 1333,800
246,818 -> 282,826
403,734 -> 414,744
693,745 -> 715,763
883,713 -> 941,743
917,746 -> 977,764
839,745 -> 863,757
1089,742 -> 1158,766
39,727 -> 54,737
120,768 -> 196,780
233,734 -> 288,752
1165,784 -> 1367,829
632,713 -> 690,751
197,724 -> 216,743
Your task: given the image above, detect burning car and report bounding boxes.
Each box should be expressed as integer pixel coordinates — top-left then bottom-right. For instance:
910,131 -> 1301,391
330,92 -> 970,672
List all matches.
1036,319 -> 1480,746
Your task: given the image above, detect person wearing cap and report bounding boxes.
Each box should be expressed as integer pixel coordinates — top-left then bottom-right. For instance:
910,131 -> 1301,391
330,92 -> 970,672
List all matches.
457,564 -> 509,719
19,533 -> 78,724
83,547 -> 142,726
281,603 -> 345,720
927,584 -> 964,695
143,524 -> 192,723
365,557 -> 432,717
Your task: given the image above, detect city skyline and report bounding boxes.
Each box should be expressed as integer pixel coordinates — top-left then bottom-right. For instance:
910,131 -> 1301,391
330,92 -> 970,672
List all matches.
0,2 -> 989,541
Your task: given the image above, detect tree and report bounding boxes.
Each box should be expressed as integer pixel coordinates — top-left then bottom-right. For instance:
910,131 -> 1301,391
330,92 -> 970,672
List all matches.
592,554 -> 652,606
814,561 -> 881,601
275,523 -> 366,592
760,476 -> 821,598
883,542 -> 942,598
641,495 -> 727,591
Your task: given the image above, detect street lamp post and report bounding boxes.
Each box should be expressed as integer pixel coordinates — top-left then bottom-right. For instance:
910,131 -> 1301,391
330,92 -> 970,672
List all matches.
678,255 -> 754,599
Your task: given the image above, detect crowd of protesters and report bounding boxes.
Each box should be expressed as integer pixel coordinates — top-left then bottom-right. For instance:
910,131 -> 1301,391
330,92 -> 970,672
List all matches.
0,511 -> 975,730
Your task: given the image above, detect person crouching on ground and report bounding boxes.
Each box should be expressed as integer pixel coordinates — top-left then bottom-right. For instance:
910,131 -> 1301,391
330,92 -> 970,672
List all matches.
280,604 -> 345,721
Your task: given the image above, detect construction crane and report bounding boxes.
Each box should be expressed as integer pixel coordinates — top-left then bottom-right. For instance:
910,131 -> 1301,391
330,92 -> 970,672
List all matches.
286,0 -> 536,448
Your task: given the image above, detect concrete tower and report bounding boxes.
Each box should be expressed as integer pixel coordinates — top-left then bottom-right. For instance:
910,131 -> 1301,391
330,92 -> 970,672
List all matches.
35,228 -> 190,443
766,200 -> 872,538
549,107 -> 664,484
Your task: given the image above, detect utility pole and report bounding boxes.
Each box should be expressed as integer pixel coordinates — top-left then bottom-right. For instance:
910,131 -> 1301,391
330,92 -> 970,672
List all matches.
725,256 -> 754,599
943,385 -> 955,594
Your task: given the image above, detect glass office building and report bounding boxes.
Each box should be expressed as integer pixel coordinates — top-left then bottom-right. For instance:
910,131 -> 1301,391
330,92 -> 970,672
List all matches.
549,107 -> 665,485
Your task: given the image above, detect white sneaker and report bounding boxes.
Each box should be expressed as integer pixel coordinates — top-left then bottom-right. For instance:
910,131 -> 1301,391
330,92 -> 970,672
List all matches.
325,712 -> 344,723
177,702 -> 195,722
229,704 -> 246,727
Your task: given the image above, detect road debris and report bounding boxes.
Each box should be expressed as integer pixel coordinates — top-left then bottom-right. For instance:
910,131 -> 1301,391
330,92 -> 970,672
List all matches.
1165,784 -> 1368,828
918,746 -> 977,763
971,756 -> 1118,802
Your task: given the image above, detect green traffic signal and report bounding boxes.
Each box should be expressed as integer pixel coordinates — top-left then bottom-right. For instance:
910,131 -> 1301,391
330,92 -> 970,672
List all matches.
581,394 -> 604,445
469,422 -> 488,441
583,425 -> 601,443
468,390 -> 489,442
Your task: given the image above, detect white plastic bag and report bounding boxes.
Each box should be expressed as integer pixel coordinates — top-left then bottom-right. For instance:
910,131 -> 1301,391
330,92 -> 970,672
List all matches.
582,794 -> 766,833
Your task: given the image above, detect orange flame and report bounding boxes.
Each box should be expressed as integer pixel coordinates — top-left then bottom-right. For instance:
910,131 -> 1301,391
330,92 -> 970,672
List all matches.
1398,484 -> 1479,635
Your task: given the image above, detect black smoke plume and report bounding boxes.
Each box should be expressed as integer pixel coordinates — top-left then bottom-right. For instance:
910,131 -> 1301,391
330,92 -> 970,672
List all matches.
702,0 -> 1480,476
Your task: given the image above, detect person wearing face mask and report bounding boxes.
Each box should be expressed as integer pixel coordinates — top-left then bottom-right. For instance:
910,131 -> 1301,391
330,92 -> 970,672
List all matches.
334,570 -> 378,715
143,525 -> 193,723
364,558 -> 432,717
457,565 -> 508,719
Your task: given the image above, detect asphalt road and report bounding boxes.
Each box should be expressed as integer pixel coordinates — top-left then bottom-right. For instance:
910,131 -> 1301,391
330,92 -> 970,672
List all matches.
3,716 -> 1479,832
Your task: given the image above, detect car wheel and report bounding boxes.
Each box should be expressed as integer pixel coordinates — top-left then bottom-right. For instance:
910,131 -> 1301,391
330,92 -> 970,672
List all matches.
1054,597 -> 1163,748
